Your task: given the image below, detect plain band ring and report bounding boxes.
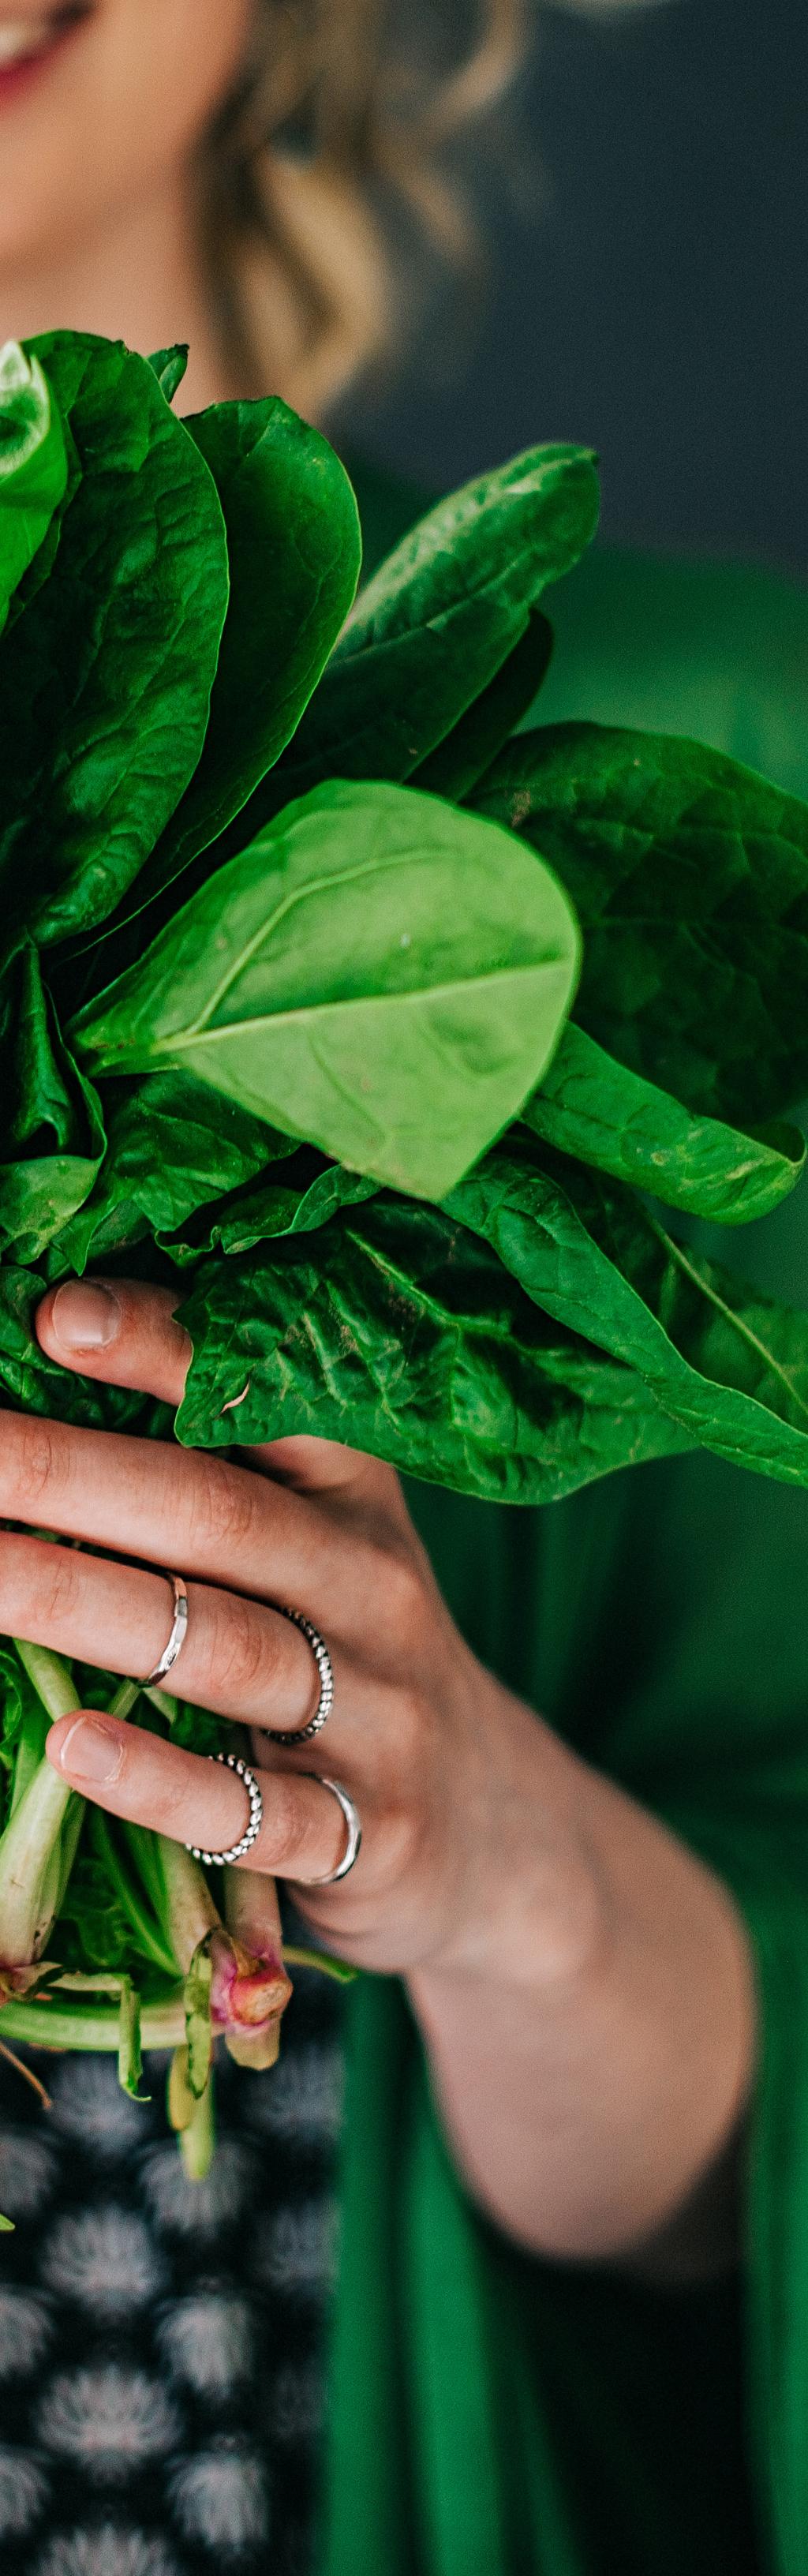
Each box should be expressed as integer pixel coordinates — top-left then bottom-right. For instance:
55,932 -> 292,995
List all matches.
144,1573 -> 189,1689
186,1752 -> 264,1868
265,1608 -> 334,1746
301,1775 -> 362,1885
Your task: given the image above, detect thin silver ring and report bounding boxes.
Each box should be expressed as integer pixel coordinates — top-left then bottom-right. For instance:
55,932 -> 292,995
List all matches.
186,1752 -> 264,1869
265,1608 -> 334,1746
301,1775 -> 362,1885
144,1572 -> 189,1690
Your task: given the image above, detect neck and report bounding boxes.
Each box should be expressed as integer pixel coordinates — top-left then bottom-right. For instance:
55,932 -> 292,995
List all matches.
0,170 -> 234,413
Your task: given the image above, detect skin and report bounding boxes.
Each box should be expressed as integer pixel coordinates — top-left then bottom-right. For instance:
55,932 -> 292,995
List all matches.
0,0 -> 755,2273
0,1272 -> 750,2272
0,2 -> 253,408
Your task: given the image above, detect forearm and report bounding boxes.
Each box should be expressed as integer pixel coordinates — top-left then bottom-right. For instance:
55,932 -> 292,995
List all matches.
408,1687 -> 756,2267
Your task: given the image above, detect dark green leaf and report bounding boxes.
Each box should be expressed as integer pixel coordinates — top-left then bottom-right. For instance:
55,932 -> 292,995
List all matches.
47,1070 -> 293,1278
70,780 -> 582,1201
147,345 -> 189,403
54,1846 -> 146,1977
175,1199 -> 690,1502
410,611 -> 553,803
445,1141 -> 808,1486
0,331 -> 229,959
0,341 -> 67,632
524,1022 -> 806,1223
162,1148 -> 378,1267
264,445 -> 599,807
133,399 -> 361,904
0,943 -> 105,1261
473,723 -> 808,1125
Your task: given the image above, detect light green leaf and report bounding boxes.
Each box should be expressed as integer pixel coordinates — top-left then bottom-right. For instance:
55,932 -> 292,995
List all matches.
524,1022 -> 806,1223
70,781 -> 582,1201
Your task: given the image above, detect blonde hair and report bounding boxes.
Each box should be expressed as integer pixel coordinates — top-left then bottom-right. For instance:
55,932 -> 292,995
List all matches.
199,0 -> 527,420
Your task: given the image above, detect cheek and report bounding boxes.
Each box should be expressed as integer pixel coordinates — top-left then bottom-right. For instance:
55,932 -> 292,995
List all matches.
0,0 -> 256,264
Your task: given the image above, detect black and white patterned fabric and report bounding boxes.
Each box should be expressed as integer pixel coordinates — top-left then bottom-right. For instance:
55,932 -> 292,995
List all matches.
0,1965 -> 342,2576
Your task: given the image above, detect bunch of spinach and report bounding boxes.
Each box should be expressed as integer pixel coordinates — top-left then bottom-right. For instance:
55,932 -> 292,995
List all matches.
1,329 -> 807,2184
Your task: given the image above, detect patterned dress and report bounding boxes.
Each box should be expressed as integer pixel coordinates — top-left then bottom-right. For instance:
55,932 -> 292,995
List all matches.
0,1964 -> 342,2576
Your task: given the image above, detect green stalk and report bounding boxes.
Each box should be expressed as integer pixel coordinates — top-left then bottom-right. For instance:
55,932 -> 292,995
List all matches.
0,1643 -> 82,1969
0,1983 -> 185,2052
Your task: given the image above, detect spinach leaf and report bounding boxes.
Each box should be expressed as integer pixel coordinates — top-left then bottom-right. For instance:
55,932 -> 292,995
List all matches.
70,780 -> 582,1201
132,397 -> 362,899
445,1142 -> 808,1486
524,1023 -> 806,1223
147,345 -> 189,404
410,611 -> 553,803
161,1149 -> 378,1268
0,333 -> 229,960
0,943 -> 105,1262
175,1199 -> 691,1502
261,444 -> 599,807
0,342 -> 67,633
47,1071 -> 292,1278
473,723 -> 808,1125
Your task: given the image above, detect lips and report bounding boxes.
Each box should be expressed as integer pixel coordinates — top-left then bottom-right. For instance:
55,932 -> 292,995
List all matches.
0,8 -> 90,73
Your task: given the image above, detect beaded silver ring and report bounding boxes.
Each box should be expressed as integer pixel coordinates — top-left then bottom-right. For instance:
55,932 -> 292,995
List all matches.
265,1608 -> 335,1746
186,1750 -> 264,1868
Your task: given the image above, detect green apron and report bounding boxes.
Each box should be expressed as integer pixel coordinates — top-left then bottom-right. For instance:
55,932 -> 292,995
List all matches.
323,481 -> 808,2575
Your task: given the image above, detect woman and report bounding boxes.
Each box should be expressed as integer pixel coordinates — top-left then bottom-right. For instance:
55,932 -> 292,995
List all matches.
0,7 -> 807,2576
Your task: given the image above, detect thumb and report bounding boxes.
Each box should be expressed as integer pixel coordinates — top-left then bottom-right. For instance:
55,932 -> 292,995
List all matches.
36,1275 -> 191,1410
35,1275 -> 399,1508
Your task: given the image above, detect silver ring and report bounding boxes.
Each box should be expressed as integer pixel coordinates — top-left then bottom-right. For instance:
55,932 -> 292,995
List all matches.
186,1752 -> 264,1868
265,1608 -> 334,1746
144,1572 -> 189,1689
302,1775 -> 362,1885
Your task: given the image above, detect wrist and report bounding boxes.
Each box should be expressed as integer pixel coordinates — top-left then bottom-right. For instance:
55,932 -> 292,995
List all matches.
417,1665 -> 609,1997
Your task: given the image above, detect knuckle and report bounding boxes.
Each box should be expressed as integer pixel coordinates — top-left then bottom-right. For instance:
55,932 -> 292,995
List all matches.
187,1456 -> 259,1559
368,1537 -> 426,1642
264,1773 -> 299,1865
207,1589 -> 267,1705
5,1415 -> 65,1515
39,1546 -> 80,1627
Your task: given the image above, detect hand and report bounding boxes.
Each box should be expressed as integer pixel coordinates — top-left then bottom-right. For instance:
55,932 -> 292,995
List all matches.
1,1272 -> 590,1983
0,1271 -> 756,2262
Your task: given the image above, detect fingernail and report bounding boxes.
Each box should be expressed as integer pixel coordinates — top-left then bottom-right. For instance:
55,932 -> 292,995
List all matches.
51,1280 -> 121,1351
57,1717 -> 124,1784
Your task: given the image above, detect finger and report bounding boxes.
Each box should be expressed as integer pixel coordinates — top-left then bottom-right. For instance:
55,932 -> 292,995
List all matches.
0,1407 -> 361,1634
36,1276 -> 401,1508
46,1710 -> 357,1885
37,1276 -> 191,1408
0,1533 -> 328,1735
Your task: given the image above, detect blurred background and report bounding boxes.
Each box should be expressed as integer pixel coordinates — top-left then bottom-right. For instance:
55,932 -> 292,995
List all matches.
357,0 -> 808,575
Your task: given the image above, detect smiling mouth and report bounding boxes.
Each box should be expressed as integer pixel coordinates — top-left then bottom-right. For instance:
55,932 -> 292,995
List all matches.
0,8 -> 92,71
